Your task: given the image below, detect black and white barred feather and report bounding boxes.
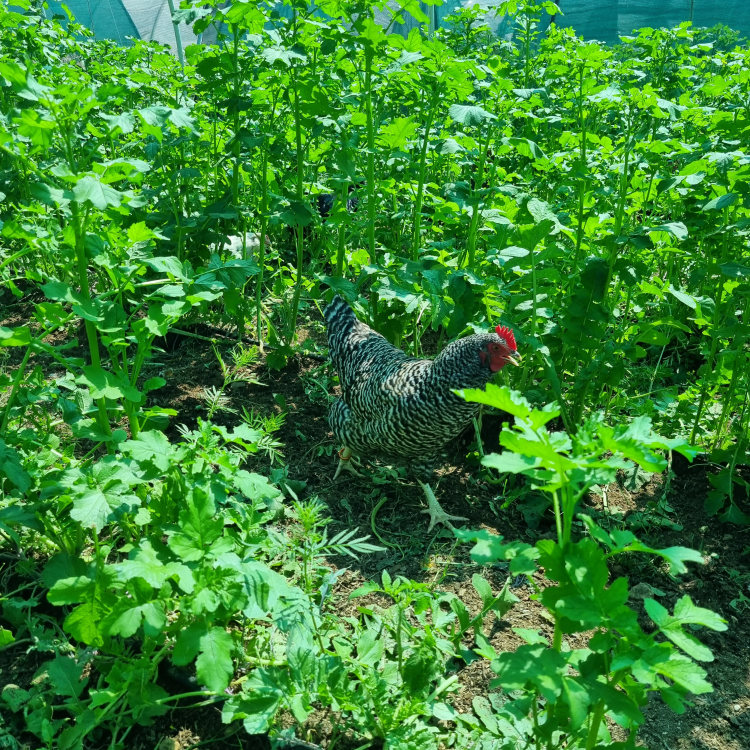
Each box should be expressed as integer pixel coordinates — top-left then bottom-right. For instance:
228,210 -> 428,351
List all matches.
324,295 -> 508,482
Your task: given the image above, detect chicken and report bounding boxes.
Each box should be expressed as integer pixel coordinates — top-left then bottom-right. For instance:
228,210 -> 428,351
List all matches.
324,295 -> 520,531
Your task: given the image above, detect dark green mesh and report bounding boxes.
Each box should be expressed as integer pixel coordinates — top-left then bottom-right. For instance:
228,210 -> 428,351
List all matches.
27,1 -> 750,49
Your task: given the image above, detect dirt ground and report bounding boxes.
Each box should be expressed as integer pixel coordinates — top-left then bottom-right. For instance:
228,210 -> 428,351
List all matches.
1,299 -> 749,750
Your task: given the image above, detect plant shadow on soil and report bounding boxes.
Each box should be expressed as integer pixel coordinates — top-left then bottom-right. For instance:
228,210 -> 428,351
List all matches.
1,308 -> 749,750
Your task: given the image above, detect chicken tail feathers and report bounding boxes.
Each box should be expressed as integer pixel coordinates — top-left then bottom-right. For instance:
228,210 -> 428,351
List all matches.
325,295 -> 359,350
325,294 -> 378,372
324,295 -> 355,330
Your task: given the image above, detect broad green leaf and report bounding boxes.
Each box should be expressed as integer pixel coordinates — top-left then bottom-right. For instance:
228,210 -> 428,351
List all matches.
491,644 -> 566,702
70,486 -> 130,532
668,286 -> 698,309
356,628 -> 384,667
279,200 -> 315,228
76,365 -> 141,402
47,657 -> 87,698
196,627 -> 234,692
16,109 -> 55,148
73,175 -> 123,209
261,46 -> 307,66
122,430 -> 172,471
167,488 -> 223,562
562,677 -> 590,729
654,652 -> 713,694
513,628 -> 548,645
616,540 -> 704,575
172,621 -> 206,666
472,696 -> 498,733
378,117 -> 417,150
648,222 -> 688,241
506,137 -> 548,161
103,599 -> 166,639
100,111 -> 136,134
702,193 -> 737,211
454,529 -> 539,573
0,326 -> 31,347
644,596 -> 726,662
459,384 -> 532,419
222,689 -> 282,733
30,182 -> 73,206
482,451 -> 543,474
720,261 -> 750,278
0,683 -> 29,711
0,627 -> 15,648
448,104 -> 496,126
144,256 -> 188,280
116,540 -> 194,593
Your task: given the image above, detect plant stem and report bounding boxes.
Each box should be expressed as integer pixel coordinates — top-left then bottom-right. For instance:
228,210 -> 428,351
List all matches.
288,66 -> 305,343
364,46 -> 378,325
0,345 -> 32,435
466,124 -> 493,269
412,84 -> 440,262
256,146 -> 269,352
585,701 -> 606,749
71,201 -> 114,450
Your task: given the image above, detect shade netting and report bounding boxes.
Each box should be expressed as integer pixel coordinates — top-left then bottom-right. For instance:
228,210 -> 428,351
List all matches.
25,0 -> 750,51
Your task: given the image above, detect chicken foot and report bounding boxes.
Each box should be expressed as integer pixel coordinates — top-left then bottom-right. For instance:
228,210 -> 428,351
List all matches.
417,480 -> 468,532
333,446 -> 362,480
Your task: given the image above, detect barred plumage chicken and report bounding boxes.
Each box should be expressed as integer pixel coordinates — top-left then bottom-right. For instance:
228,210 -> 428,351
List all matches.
325,295 -> 520,530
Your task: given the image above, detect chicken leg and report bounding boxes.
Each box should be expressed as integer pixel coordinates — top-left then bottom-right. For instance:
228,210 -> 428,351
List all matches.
333,446 -> 362,480
417,480 -> 468,532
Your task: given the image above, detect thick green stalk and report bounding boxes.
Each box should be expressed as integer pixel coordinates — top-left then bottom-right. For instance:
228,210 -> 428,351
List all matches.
288,67 -> 305,342
256,147 -> 269,352
60,122 -> 113,446
712,298 -> 749,448
605,114 -> 633,297
231,28 -> 241,206
335,180 -> 347,277
691,213 -> 731,444
412,85 -> 440,262
71,201 -> 113,449
1,346 -> 32,435
572,65 -> 587,276
585,702 -> 606,749
365,47 -> 378,324
465,125 -> 492,270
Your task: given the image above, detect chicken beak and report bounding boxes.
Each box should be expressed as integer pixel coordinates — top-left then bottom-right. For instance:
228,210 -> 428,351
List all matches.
506,352 -> 522,366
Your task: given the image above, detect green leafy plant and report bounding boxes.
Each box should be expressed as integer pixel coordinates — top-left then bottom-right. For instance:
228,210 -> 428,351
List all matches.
452,385 -> 726,748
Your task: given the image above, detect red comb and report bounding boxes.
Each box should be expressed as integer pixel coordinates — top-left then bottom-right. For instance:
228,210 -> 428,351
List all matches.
495,325 -> 517,351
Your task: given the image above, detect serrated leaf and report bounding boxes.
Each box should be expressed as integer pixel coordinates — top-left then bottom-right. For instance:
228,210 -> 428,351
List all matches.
76,365 -> 141,402
222,690 -> 282,733
73,175 -> 123,209
168,488 -> 223,562
482,451 -> 543,474
196,627 -> 234,692
448,103 -> 496,126
644,595 -> 726,662
122,430 -> 172,471
116,540 -> 194,593
491,644 -> 567,702
100,111 -> 136,134
70,486 -> 126,532
47,657 -> 86,699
